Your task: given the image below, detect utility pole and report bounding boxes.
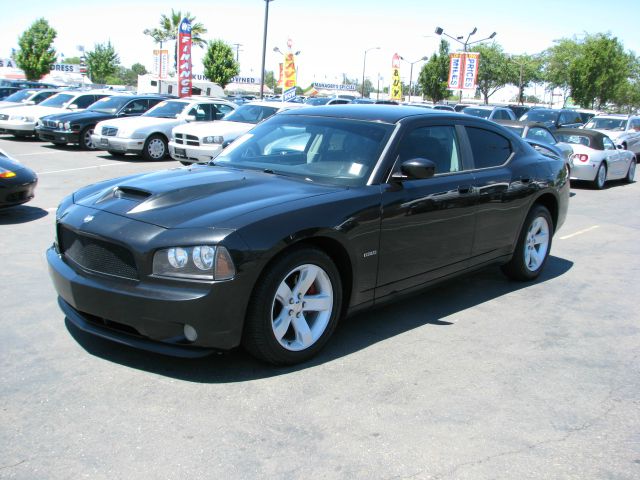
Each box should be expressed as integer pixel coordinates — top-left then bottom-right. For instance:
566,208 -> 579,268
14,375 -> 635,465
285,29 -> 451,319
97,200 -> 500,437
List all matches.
233,43 -> 243,62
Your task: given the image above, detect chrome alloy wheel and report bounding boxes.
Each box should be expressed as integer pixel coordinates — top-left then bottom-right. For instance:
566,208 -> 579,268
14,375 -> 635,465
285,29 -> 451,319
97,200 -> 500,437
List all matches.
596,163 -> 606,188
147,138 -> 166,159
524,216 -> 550,272
83,128 -> 96,149
270,264 -> 334,351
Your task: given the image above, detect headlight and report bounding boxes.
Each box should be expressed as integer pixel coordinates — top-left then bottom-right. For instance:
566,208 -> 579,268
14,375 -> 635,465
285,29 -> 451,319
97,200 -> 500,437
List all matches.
57,121 -> 64,129
202,135 -> 224,145
0,167 -> 16,178
153,245 -> 235,281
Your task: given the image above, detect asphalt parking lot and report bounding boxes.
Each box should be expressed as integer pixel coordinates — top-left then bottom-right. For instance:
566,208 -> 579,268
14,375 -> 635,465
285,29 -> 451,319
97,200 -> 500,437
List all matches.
1,135 -> 639,480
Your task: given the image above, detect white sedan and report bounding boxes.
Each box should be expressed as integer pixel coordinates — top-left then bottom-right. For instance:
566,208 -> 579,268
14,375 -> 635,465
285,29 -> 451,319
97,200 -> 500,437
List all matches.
169,101 -> 302,165
555,128 -> 636,189
91,97 -> 236,161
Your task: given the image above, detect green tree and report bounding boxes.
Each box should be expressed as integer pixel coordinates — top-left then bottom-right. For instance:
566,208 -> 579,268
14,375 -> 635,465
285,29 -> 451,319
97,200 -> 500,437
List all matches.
202,40 -> 239,88
143,9 -> 207,70
543,38 -> 581,105
475,43 -> 511,104
569,33 -> 630,109
86,41 -> 120,84
14,18 -> 57,81
265,70 -> 276,91
508,54 -> 543,104
419,39 -> 450,103
131,63 -> 147,76
63,56 -> 81,65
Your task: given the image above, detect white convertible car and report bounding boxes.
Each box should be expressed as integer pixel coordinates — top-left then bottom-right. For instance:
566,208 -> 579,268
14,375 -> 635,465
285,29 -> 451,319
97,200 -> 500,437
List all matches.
555,128 -> 636,189
169,101 -> 302,165
91,97 -> 236,161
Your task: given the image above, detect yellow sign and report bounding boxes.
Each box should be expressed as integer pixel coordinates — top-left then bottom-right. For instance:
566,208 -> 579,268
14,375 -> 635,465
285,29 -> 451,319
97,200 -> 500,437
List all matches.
283,53 -> 296,90
390,53 -> 402,101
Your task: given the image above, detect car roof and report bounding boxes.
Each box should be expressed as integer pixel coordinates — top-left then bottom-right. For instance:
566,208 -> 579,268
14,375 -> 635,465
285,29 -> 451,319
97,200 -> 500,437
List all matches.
556,127 -> 608,140
590,114 -> 630,118
280,104 -> 460,124
495,120 -> 550,129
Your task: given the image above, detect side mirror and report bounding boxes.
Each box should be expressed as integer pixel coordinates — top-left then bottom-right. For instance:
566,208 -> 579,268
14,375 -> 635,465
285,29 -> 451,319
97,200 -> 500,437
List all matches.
185,115 -> 196,122
23,100 -> 35,105
393,158 -> 436,180
68,104 -> 78,110
616,144 -> 624,150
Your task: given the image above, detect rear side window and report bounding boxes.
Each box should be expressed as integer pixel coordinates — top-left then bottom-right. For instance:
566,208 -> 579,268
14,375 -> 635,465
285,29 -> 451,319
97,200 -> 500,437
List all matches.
72,95 -> 98,109
466,127 -> 512,169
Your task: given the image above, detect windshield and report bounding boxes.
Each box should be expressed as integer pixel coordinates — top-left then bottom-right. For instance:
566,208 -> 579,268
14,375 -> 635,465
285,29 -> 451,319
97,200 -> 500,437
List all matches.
555,133 -> 592,147
223,104 -> 279,124
87,96 -> 131,113
463,108 -> 491,119
584,118 -> 625,130
40,93 -> 74,108
3,90 -> 36,103
214,115 -> 394,187
143,100 -> 188,118
304,97 -> 331,106
521,110 -> 557,123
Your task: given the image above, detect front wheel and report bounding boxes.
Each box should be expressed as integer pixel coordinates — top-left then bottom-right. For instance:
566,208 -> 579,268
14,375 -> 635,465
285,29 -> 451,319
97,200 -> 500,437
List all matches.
501,204 -> 553,281
79,126 -> 96,150
142,134 -> 167,161
242,247 -> 342,365
624,159 -> 636,183
593,162 -> 607,189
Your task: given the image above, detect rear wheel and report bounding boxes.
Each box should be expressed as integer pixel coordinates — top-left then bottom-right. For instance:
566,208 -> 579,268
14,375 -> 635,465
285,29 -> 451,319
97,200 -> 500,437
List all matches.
142,134 -> 167,161
107,150 -> 126,157
501,205 -> 553,281
79,126 -> 96,150
242,247 -> 342,365
179,161 -> 192,166
593,162 -> 607,189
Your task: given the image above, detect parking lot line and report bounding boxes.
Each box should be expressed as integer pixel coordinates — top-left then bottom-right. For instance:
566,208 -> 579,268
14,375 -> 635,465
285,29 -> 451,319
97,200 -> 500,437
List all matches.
559,225 -> 600,240
37,163 -> 126,175
14,151 -> 69,156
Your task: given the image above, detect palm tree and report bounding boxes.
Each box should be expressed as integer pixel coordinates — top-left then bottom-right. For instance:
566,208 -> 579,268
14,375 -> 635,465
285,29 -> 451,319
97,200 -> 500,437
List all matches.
143,9 -> 208,70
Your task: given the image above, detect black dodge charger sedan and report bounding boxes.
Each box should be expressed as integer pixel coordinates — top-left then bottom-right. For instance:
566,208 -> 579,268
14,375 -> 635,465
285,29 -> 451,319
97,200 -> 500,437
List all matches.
0,148 -> 37,207
35,95 -> 165,150
47,106 -> 569,365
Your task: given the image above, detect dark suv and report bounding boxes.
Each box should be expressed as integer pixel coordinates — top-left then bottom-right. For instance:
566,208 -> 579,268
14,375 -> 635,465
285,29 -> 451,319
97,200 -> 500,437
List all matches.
36,95 -> 164,150
519,108 -> 584,130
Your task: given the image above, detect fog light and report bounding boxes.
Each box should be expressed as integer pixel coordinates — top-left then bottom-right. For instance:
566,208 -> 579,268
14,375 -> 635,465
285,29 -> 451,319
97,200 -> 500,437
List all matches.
184,324 -> 198,342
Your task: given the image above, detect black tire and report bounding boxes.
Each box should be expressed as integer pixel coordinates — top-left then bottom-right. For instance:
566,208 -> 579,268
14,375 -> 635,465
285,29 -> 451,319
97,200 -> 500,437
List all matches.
593,162 -> 607,189
107,150 -> 126,157
79,126 -> 96,150
179,160 -> 192,166
142,134 -> 168,161
501,204 -> 554,282
242,247 -> 342,365
624,159 -> 636,183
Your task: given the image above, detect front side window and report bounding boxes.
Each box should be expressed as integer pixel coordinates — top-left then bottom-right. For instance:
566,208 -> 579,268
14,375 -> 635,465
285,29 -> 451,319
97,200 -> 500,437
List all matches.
466,127 -> 512,169
72,95 -> 100,109
527,127 -> 556,145
603,137 -> 616,150
397,125 -> 462,175
143,100 -> 189,118
214,103 -> 235,119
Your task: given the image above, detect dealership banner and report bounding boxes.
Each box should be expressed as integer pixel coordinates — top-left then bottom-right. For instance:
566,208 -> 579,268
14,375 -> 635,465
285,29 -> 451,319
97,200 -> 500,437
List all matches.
283,53 -> 296,90
448,52 -> 480,90
390,53 -> 402,101
312,82 -> 356,91
177,17 -> 192,97
153,49 -> 169,79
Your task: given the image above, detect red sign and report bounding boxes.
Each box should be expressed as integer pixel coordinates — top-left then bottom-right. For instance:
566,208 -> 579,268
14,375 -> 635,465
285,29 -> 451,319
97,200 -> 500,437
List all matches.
448,52 -> 480,90
177,18 -> 192,97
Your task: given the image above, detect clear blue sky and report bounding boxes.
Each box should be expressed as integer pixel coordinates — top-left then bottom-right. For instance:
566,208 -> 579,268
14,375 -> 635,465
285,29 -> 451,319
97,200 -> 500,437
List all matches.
2,0 -> 639,86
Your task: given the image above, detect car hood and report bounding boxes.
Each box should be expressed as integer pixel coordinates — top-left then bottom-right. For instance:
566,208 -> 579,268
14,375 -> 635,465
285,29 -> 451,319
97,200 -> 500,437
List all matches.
173,120 -> 252,138
4,105 -> 75,118
73,165 -> 341,229
41,110 -> 113,123
0,101 -> 21,109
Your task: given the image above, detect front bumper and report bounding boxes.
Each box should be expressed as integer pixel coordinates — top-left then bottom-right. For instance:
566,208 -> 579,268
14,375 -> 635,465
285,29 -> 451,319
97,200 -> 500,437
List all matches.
169,141 -> 222,164
0,169 -> 37,207
91,134 -> 145,153
0,119 -> 37,134
36,126 -> 80,144
569,160 -> 598,181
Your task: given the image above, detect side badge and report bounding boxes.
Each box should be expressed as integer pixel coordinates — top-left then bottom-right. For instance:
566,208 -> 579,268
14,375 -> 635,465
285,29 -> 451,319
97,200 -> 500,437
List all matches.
83,215 -> 94,223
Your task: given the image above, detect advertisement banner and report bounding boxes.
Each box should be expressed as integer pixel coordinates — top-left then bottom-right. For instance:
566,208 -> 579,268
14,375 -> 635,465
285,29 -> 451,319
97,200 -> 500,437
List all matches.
462,52 -> 480,90
448,53 -> 463,90
277,63 -> 283,87
283,53 -> 296,90
390,53 -> 402,101
153,49 -> 169,79
177,17 -> 192,97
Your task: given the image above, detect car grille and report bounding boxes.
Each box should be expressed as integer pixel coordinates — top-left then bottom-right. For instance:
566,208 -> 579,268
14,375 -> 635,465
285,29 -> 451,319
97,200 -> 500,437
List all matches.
0,114 -> 9,121
58,225 -> 139,280
174,133 -> 200,147
43,119 -> 59,129
101,126 -> 118,136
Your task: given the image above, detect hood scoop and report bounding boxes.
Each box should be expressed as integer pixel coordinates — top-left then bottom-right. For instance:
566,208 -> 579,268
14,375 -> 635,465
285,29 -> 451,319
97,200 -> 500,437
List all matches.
95,186 -> 152,204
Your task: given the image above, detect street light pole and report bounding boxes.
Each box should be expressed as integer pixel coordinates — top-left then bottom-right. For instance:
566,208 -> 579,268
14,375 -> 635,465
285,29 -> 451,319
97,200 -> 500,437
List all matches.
259,0 -> 274,100
434,26 -> 496,103
361,46 -> 380,98
404,56 -> 428,102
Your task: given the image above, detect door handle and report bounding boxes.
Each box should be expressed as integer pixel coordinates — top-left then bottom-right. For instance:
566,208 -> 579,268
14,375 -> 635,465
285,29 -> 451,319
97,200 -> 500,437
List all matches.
458,185 -> 475,194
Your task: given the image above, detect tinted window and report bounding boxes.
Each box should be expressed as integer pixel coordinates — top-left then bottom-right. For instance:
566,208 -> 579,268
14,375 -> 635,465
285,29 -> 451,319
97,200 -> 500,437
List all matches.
188,104 -> 211,121
72,95 -> 99,109
559,111 -> 582,125
214,103 -> 234,119
463,107 -> 491,119
397,126 -> 462,175
32,91 -> 57,103
3,90 -> 37,102
520,109 -> 557,124
585,117 -> 625,130
224,104 -> 279,124
145,100 -> 188,118
40,93 -> 74,108
466,127 -> 512,169
123,99 -> 149,114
